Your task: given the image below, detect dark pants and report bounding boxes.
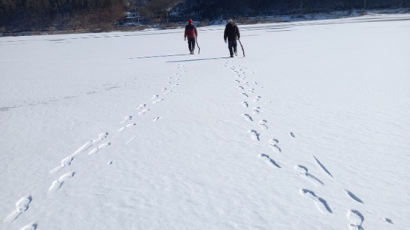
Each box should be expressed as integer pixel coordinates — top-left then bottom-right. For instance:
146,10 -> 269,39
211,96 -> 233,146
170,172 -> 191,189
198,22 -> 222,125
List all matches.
188,38 -> 196,53
228,40 -> 237,57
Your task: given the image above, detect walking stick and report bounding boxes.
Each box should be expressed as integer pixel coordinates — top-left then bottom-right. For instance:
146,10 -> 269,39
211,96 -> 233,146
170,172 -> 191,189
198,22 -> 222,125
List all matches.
238,39 -> 245,57
196,37 -> 201,54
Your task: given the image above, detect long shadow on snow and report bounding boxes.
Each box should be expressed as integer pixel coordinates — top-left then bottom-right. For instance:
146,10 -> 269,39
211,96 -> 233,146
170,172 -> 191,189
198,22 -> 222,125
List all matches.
168,57 -> 232,63
129,53 -> 190,59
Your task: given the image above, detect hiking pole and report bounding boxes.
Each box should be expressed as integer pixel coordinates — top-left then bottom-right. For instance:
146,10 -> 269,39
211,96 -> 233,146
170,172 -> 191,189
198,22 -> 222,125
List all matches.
196,37 -> 201,54
238,39 -> 245,57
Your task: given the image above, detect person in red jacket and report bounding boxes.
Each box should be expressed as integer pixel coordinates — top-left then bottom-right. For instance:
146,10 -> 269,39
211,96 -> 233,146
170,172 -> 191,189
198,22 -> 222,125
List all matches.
184,19 -> 198,54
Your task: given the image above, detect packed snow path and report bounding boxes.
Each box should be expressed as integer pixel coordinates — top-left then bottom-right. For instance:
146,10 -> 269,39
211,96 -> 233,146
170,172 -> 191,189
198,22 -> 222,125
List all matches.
1,14 -> 410,230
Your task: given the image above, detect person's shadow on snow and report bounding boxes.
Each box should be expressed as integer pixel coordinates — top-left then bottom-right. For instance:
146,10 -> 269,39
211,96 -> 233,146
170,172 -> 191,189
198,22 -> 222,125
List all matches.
129,53 -> 190,59
167,57 -> 232,63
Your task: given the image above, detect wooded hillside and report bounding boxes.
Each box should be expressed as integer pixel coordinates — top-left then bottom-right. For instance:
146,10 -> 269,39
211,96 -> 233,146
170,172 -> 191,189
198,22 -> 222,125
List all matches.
180,0 -> 410,18
1,0 -> 409,33
0,0 -> 126,32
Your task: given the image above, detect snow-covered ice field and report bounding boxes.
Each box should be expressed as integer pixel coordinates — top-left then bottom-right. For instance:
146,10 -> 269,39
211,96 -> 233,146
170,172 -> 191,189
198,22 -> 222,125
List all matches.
1,13 -> 410,230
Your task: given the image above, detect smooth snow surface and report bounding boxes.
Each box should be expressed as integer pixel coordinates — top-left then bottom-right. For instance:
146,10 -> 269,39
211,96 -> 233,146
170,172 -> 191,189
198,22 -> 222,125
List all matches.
1,14 -> 410,230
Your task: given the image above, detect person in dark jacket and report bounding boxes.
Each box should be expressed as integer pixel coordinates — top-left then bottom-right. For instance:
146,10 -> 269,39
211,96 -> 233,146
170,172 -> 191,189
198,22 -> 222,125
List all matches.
184,19 -> 198,54
224,19 -> 240,57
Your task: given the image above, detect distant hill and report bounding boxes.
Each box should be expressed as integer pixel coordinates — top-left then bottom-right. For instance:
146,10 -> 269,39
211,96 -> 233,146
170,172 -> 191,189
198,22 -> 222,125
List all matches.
0,0 -> 126,32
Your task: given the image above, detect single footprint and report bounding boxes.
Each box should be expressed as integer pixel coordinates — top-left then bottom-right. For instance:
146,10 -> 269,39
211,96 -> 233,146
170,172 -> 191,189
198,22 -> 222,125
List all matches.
118,123 -> 136,132
243,114 -> 253,122
120,115 -> 133,124
125,123 -> 136,128
270,143 -> 282,153
20,223 -> 38,230
253,107 -> 260,114
91,132 -> 109,144
137,103 -> 146,110
138,108 -> 150,115
88,142 -> 111,155
152,98 -> 164,104
249,130 -> 260,141
268,139 -> 280,149
59,156 -> 74,168
270,138 -> 279,144
254,96 -> 261,102
153,116 -> 161,122
242,101 -> 249,108
238,85 -> 245,90
295,165 -> 324,186
384,218 -> 393,224
301,189 -> 332,214
3,195 -> 32,223
49,171 -> 75,192
260,153 -> 281,168
242,92 -> 249,98
259,120 -> 268,129
347,209 -> 364,230
290,132 -> 296,138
